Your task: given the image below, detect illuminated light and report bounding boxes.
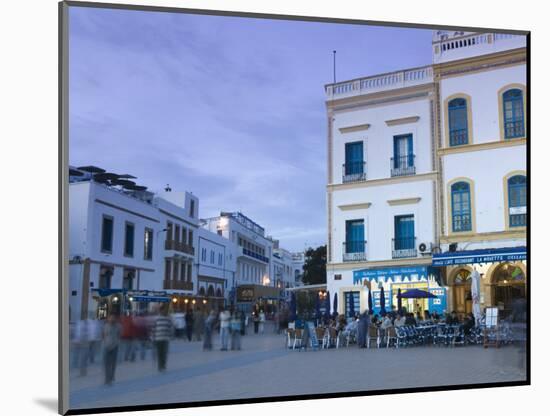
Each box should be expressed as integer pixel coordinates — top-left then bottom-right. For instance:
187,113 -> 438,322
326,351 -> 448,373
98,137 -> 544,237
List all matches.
192,299 -> 196,304
112,296 -> 119,302
503,279 -> 508,284
184,299 -> 189,304
172,298 -> 178,303
203,299 -> 207,304
129,297 -> 134,302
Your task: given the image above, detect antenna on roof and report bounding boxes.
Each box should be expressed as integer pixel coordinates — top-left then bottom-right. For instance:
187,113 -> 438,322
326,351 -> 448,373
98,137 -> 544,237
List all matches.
333,50 -> 336,84
165,184 -> 172,192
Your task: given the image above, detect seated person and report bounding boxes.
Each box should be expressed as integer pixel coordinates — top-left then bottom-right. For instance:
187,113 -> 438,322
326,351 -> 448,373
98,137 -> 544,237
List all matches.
404,313 -> 417,326
394,314 -> 406,327
446,311 -> 459,325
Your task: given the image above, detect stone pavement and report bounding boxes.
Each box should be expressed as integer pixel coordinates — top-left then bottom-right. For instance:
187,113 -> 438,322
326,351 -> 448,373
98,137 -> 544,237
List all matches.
69,327 -> 527,410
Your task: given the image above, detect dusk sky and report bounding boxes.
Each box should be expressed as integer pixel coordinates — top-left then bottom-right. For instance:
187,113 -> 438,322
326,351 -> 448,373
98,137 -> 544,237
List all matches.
69,6 -> 433,252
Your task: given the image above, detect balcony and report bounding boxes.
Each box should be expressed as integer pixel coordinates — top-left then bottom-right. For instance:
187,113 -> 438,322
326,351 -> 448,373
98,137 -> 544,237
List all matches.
391,155 -> 416,177
343,241 -> 367,262
342,162 -> 366,183
449,129 -> 468,146
163,280 -> 193,291
504,121 -> 525,139
392,237 -> 417,259
240,246 -> 270,263
165,239 -> 195,256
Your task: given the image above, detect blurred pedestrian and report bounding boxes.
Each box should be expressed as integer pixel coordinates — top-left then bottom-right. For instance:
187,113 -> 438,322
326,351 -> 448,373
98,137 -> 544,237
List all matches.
240,310 -> 246,336
185,309 -> 194,342
194,310 -> 205,342
120,314 -> 137,362
134,313 -> 150,361
152,306 -> 174,372
230,311 -> 242,350
203,310 -> 216,351
259,310 -> 266,334
219,307 -> 231,351
253,311 -> 259,334
88,314 -> 103,365
102,314 -> 121,385
170,311 -> 185,339
357,311 -> 368,348
74,318 -> 90,376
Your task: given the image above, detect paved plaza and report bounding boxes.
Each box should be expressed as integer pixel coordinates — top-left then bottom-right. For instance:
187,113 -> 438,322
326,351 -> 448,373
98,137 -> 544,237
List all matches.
69,323 -> 527,410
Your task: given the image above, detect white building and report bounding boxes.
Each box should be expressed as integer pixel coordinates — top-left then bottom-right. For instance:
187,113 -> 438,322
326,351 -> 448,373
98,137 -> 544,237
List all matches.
271,241 -> 296,300
432,31 -> 527,317
197,227 -> 237,309
69,179 -> 161,321
68,172 -> 201,321
155,190 -> 199,300
325,30 -> 527,319
291,252 -> 305,286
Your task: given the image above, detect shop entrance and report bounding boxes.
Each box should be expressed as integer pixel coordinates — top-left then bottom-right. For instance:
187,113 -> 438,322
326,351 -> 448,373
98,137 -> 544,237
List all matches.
452,269 -> 472,318
493,262 -> 526,319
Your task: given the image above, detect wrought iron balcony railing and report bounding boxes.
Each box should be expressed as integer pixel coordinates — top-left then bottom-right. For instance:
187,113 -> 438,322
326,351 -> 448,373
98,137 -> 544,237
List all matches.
504,121 -> 525,139
165,239 -> 195,255
242,247 -> 269,263
392,237 -> 417,259
342,162 -> 366,183
449,129 -> 468,146
391,155 -> 416,177
451,216 -> 472,233
343,241 -> 367,262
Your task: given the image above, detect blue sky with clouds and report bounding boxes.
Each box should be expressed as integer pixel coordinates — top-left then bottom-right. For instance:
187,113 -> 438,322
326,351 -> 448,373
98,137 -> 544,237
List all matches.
69,6 -> 433,251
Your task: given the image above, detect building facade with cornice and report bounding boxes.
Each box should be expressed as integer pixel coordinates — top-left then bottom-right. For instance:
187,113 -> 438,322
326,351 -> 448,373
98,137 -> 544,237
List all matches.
325,31 -> 527,319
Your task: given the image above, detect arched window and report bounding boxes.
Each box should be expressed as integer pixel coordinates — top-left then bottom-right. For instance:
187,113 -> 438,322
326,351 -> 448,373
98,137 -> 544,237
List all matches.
207,285 -> 215,297
451,181 -> 472,232
216,288 -> 223,298
454,269 -> 472,285
199,287 -> 206,296
508,175 -> 527,227
503,89 -> 524,139
448,98 -> 468,146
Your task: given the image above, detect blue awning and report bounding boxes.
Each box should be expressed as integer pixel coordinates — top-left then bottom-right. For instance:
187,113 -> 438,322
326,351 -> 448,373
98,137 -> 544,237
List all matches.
432,246 -> 527,266
91,288 -> 126,297
353,265 -> 440,285
131,296 -> 170,303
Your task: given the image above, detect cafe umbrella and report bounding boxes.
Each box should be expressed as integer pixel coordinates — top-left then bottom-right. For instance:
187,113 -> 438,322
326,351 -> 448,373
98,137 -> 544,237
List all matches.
324,291 -> 331,320
397,288 -> 403,314
380,286 -> 386,315
368,289 -> 373,315
333,292 -> 338,318
398,289 -> 437,299
289,292 -> 297,322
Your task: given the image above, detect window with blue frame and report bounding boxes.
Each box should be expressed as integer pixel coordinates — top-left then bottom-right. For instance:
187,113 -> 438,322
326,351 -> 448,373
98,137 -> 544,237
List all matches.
451,181 -> 472,232
345,219 -> 365,253
393,134 -> 414,169
503,89 -> 525,139
394,215 -> 415,250
448,97 -> 468,146
508,175 -> 526,227
344,291 -> 360,318
344,141 -> 364,175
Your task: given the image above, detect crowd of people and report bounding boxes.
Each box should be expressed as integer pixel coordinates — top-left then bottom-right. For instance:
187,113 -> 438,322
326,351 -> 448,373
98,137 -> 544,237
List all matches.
70,305 -> 274,386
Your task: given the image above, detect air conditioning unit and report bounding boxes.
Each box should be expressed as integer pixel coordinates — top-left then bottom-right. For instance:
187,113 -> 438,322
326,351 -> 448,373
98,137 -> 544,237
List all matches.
418,242 -> 434,255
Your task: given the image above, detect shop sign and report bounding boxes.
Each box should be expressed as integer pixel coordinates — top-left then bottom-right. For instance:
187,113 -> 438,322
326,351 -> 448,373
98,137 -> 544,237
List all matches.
237,287 -> 255,302
432,247 -> 527,266
509,206 -> 526,215
354,266 -> 439,284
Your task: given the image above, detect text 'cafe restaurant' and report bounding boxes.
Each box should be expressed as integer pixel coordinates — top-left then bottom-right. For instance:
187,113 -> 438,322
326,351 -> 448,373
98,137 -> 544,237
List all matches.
346,246 -> 526,319
432,246 -> 527,319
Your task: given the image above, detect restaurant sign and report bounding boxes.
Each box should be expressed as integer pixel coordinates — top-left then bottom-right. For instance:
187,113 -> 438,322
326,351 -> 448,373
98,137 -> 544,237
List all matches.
432,246 -> 526,267
237,287 -> 255,302
353,266 -> 440,284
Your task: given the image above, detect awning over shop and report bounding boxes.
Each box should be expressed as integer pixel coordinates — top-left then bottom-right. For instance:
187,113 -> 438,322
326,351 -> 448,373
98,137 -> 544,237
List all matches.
432,246 -> 527,267
353,265 -> 440,285
91,288 -> 126,297
130,295 -> 170,303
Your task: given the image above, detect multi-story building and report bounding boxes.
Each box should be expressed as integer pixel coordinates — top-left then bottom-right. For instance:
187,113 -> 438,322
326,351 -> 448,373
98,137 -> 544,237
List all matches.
202,212 -> 283,313
291,252 -> 305,286
431,31 -> 527,318
271,241 -> 296,300
197,227 -> 237,310
156,190 -> 199,305
68,170 -> 200,321
325,30 -> 527,319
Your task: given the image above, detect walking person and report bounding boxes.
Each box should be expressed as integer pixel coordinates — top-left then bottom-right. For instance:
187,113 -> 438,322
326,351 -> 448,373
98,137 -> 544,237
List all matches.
185,309 -> 194,342
74,318 -> 90,376
194,310 -> 205,342
253,311 -> 259,334
87,315 -> 103,365
203,310 -> 216,351
259,310 -> 266,334
219,307 -> 231,351
102,314 -> 121,385
230,311 -> 242,350
120,314 -> 137,362
357,311 -> 368,348
152,306 -> 174,372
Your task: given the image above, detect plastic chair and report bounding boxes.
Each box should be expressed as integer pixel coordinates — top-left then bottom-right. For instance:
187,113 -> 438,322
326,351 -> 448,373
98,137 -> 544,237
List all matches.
367,326 -> 380,349
386,327 -> 397,348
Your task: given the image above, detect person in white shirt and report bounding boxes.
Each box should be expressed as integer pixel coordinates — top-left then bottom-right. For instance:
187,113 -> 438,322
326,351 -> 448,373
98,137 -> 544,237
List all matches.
259,311 -> 266,334
394,314 -> 406,327
219,308 -> 231,351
